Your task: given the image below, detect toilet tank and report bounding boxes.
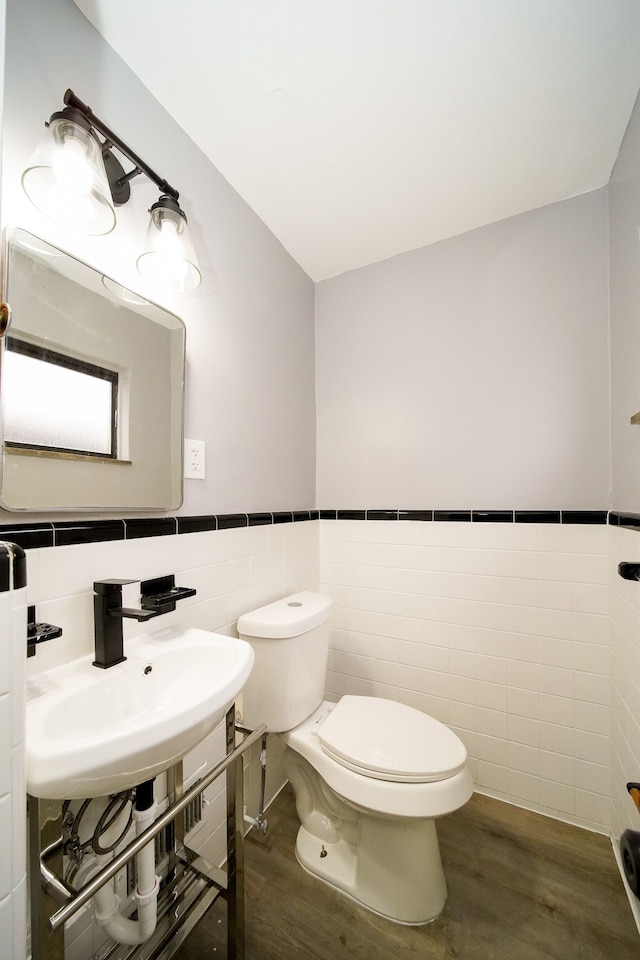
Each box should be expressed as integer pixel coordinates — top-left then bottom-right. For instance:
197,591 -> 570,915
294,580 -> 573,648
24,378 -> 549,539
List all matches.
238,591 -> 333,732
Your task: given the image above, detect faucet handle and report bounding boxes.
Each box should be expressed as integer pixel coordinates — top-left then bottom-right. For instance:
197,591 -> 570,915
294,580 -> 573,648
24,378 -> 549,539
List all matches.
111,606 -> 159,622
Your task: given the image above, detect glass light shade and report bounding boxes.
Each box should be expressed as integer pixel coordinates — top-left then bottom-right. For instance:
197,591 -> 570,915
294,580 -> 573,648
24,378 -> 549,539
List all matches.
136,198 -> 202,293
22,115 -> 116,235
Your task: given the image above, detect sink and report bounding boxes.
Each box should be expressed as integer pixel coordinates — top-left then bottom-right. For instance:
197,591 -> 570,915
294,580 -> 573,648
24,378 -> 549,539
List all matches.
26,625 -> 255,799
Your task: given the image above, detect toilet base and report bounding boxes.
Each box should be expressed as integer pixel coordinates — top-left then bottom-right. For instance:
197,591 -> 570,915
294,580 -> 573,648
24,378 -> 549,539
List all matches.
293,814 -> 447,925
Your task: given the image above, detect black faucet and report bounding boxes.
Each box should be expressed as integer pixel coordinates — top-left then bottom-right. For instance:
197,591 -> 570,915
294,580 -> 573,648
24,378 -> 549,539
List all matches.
93,579 -> 159,669
93,576 -> 198,668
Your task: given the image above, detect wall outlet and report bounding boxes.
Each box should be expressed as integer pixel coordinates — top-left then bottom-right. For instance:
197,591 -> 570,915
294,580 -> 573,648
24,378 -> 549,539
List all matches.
184,439 -> 206,479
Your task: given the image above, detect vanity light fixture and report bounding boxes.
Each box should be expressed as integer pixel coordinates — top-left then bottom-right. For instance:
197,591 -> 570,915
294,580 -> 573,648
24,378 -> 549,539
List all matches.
21,89 -> 202,293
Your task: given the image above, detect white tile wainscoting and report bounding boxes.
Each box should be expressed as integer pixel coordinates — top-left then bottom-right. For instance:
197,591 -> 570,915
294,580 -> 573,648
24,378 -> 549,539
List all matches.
320,519 -> 615,832
21,518 -> 317,960
4,514 -> 640,954
0,546 -> 27,960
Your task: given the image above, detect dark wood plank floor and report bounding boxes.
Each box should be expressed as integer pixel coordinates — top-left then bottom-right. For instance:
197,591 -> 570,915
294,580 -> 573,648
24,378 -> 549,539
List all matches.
173,786 -> 639,960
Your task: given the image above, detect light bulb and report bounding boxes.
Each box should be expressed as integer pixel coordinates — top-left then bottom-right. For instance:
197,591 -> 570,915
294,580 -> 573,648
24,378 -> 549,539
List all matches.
22,114 -> 116,235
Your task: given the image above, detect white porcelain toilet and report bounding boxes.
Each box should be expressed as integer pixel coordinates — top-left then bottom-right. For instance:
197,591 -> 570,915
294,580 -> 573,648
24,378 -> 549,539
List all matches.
238,591 -> 473,924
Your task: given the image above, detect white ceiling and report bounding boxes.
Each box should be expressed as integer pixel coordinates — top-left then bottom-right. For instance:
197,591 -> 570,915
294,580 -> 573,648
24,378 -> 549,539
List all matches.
72,0 -> 640,281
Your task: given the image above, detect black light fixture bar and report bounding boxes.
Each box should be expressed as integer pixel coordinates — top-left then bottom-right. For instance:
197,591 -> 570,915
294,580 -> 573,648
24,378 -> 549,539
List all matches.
63,88 -> 179,202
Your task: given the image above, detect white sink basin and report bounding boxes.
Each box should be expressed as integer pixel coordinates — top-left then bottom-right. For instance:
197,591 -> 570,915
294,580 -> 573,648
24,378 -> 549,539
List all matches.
26,625 -> 254,799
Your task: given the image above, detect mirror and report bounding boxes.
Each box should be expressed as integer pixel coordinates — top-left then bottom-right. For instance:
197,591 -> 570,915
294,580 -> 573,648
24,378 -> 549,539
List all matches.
0,227 -> 185,511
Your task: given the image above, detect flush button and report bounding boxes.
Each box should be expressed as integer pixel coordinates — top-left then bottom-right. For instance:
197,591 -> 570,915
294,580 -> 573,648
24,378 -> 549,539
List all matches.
287,601 -> 302,607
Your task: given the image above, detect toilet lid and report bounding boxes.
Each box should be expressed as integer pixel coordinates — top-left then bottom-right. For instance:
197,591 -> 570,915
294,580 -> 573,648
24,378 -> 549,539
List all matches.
317,696 -> 467,783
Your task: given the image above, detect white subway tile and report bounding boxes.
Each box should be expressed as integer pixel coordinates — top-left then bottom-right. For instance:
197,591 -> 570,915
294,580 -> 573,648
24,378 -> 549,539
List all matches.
540,693 -> 575,727
574,672 -> 610,705
507,687 -> 540,719
477,760 -> 509,795
448,699 -> 477,732
574,788 -> 611,828
448,675 -> 477,705
476,654 -> 508,684
539,665 -> 574,698
508,742 -> 540,776
539,608 -> 575,641
448,649 -> 477,680
476,602 -> 508,631
538,526 -> 573,553
477,707 -> 508,738
0,699 -> 9,797
574,583 -> 609,616
507,660 -> 540,692
508,578 -> 540,607
574,759 -> 610,796
423,670 -> 450,699
540,749 -> 575,785
507,605 -> 540,636
540,721 -> 575,757
539,580 -> 574,611
508,715 -> 540,747
475,734 -> 508,765
507,633 -> 540,662
0,795 -> 10,900
573,641 -> 609,675
507,550 -> 540,579
573,553 -> 609,585
540,779 -> 575,816
508,768 -> 541,805
477,681 -> 508,712
539,636 -> 574,669
574,730 -> 610,766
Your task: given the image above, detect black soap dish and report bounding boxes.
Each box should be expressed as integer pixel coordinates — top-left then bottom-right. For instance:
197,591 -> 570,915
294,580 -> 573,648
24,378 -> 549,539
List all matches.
140,574 -> 196,614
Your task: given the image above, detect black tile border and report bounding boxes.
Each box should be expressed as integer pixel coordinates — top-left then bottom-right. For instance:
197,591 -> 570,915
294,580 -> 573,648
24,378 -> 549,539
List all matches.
0,523 -> 54,550
562,510 -> 608,525
514,510 -> 562,524
0,508 -> 622,550
610,511 -> 640,531
0,542 -> 26,591
472,510 -> 514,523
248,513 -> 272,526
177,515 -> 218,535
216,514 -> 248,530
54,519 -> 126,546
124,518 -> 177,539
435,510 -> 472,522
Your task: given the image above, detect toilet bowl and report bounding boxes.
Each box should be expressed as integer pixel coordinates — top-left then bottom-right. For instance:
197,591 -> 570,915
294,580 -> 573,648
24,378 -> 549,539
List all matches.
238,591 -> 473,924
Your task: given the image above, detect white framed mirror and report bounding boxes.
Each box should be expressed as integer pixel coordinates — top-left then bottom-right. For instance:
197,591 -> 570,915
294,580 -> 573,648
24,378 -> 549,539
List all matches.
0,227 -> 185,511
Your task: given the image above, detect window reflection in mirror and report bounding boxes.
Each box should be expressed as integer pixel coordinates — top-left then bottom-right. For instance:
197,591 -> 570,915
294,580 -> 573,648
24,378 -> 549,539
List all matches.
4,336 -> 119,459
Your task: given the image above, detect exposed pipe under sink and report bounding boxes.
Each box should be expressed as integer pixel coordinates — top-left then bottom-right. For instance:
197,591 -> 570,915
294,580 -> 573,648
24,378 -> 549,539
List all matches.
70,780 -> 161,947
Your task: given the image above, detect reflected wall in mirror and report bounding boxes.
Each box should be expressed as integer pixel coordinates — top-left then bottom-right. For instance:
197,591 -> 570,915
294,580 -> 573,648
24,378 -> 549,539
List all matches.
0,227 -> 185,511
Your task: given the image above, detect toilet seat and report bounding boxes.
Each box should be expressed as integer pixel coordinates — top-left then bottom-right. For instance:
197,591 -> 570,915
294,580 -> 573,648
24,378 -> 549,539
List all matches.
317,696 -> 467,783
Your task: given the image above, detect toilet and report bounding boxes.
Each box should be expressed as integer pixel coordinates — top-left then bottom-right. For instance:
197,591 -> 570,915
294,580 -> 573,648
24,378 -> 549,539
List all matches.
238,591 -> 473,925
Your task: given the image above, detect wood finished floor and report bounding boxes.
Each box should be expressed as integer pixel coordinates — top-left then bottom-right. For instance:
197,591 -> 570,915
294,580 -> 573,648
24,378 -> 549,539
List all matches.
173,786 -> 639,960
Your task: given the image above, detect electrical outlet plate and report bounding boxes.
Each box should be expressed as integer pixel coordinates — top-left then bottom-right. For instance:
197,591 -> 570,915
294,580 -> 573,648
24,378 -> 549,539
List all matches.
184,438 -> 206,479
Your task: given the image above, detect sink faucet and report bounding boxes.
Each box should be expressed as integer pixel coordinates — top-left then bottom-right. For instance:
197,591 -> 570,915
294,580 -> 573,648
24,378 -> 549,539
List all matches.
93,579 -> 159,669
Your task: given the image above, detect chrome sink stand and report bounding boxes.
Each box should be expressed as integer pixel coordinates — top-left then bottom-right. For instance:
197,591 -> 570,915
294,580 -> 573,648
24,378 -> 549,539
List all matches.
28,706 -> 265,960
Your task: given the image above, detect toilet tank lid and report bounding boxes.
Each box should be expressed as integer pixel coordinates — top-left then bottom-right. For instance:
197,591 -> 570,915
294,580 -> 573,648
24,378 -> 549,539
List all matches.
237,591 -> 333,639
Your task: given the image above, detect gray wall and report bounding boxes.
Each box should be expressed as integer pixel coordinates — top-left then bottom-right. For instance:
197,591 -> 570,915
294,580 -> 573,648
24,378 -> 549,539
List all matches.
1,0 -> 316,517
316,191 -> 610,510
610,89 -> 640,512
